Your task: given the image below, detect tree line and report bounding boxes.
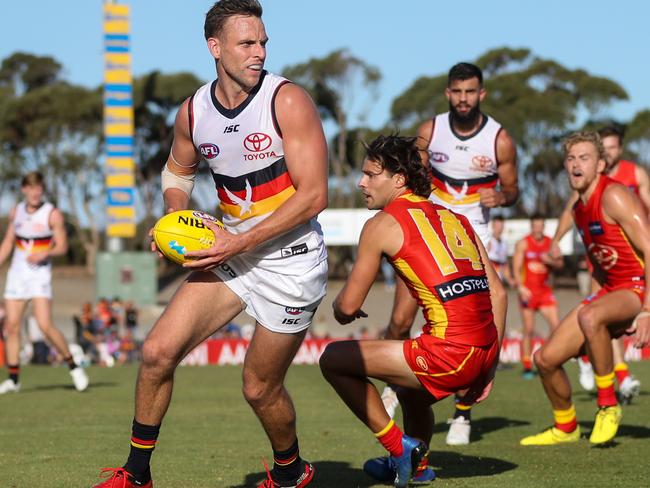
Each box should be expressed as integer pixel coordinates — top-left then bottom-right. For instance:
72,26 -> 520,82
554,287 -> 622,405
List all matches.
0,48 -> 649,271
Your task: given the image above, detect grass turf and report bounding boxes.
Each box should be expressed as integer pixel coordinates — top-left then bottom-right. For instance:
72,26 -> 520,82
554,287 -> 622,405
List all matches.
0,361 -> 648,487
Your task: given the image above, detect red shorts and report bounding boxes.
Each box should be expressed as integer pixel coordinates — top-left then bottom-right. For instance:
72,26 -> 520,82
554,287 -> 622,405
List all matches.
403,335 -> 499,401
581,281 -> 645,305
520,287 -> 556,310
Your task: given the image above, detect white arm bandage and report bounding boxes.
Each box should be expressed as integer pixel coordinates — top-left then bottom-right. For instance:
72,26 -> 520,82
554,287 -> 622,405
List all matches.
161,163 -> 196,197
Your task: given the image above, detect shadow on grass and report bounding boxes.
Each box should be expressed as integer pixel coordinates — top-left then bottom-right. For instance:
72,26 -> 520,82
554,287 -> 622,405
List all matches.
230,461 -> 376,488
23,381 -> 117,392
230,452 -> 517,487
433,416 -> 530,441
428,450 -> 518,479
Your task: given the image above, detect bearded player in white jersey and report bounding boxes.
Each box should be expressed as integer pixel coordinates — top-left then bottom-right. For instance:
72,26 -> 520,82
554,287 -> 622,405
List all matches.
378,63 -> 518,464
91,2 -> 328,487
0,172 -> 88,394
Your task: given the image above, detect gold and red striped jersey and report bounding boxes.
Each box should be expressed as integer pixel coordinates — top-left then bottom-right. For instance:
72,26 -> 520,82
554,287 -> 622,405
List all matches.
384,193 -> 496,346
573,176 -> 645,287
522,235 -> 552,290
609,160 -> 639,194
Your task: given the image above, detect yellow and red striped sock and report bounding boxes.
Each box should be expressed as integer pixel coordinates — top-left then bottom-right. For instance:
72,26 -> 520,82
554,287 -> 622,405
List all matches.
522,356 -> 533,371
553,405 -> 577,433
614,363 -> 630,386
595,371 -> 617,407
374,419 -> 404,457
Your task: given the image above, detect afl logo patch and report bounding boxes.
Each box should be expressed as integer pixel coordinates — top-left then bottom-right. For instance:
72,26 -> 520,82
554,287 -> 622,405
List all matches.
244,132 -> 272,152
430,152 -> 449,163
285,306 -> 304,315
199,143 -> 220,159
415,356 -> 429,371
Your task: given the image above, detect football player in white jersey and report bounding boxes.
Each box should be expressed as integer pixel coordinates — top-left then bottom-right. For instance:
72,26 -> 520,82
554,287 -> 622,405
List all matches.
0,172 -> 88,395
486,215 -> 514,286
379,63 -> 518,450
91,2 -> 327,488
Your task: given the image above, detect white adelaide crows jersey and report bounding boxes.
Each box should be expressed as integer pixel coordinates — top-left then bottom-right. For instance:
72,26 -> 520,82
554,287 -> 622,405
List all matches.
189,71 -> 325,271
426,112 -> 502,242
10,201 -> 55,272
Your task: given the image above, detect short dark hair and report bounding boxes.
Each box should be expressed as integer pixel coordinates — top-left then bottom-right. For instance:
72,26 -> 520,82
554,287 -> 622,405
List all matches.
21,171 -> 45,188
597,125 -> 624,145
530,212 -> 545,222
448,62 -> 483,86
492,215 -> 505,222
204,0 -> 263,40
364,135 -> 431,198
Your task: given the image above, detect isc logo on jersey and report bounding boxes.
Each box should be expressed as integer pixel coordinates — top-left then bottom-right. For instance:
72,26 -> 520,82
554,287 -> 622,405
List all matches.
152,210 -> 224,265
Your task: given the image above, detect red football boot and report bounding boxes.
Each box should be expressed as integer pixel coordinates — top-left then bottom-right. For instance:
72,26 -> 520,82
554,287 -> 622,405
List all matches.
92,467 -> 153,488
258,460 -> 314,488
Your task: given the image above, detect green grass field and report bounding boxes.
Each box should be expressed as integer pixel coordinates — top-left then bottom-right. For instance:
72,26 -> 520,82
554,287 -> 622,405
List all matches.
1,361 -> 648,488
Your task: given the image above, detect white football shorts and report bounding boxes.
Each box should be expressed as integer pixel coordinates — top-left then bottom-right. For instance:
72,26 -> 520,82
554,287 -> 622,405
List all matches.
212,253 -> 328,334
4,265 -> 53,300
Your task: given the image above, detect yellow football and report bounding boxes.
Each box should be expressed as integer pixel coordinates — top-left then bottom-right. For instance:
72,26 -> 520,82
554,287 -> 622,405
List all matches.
152,210 -> 223,265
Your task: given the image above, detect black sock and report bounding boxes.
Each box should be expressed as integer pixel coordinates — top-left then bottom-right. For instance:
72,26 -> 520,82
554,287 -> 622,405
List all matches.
64,356 -> 77,370
8,364 -> 19,384
125,419 -> 160,483
272,439 -> 301,483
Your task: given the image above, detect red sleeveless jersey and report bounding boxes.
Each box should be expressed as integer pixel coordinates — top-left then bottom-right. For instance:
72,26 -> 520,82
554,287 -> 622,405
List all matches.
609,160 -> 639,194
573,176 -> 645,287
522,235 -> 552,290
384,193 -> 496,346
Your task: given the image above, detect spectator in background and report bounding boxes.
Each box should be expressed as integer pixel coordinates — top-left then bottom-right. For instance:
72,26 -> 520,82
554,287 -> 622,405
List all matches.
124,301 -> 139,334
111,297 -> 125,329
74,302 -> 101,363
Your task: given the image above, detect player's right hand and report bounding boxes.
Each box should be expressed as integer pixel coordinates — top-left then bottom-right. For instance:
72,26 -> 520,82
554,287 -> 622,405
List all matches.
333,304 -> 368,325
149,227 -> 164,258
150,207 -> 177,258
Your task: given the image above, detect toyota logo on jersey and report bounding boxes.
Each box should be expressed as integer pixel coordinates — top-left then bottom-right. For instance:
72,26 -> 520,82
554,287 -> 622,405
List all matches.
244,132 -> 272,152
472,155 -> 495,171
199,143 -> 220,159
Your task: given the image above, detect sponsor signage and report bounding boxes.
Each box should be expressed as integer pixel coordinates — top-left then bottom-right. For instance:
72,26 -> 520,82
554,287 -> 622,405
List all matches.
173,337 -> 650,367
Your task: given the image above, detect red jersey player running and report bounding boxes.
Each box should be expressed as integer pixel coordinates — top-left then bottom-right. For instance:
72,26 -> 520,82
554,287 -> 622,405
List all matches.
320,135 -> 506,486
521,131 -> 650,446
552,126 -> 649,401
512,215 -> 562,378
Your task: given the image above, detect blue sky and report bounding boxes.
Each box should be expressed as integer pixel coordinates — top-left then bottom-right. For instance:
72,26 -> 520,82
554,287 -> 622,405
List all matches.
2,0 -> 649,131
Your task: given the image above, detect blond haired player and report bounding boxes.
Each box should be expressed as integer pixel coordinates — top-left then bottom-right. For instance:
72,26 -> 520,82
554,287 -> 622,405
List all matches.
521,132 -> 650,446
